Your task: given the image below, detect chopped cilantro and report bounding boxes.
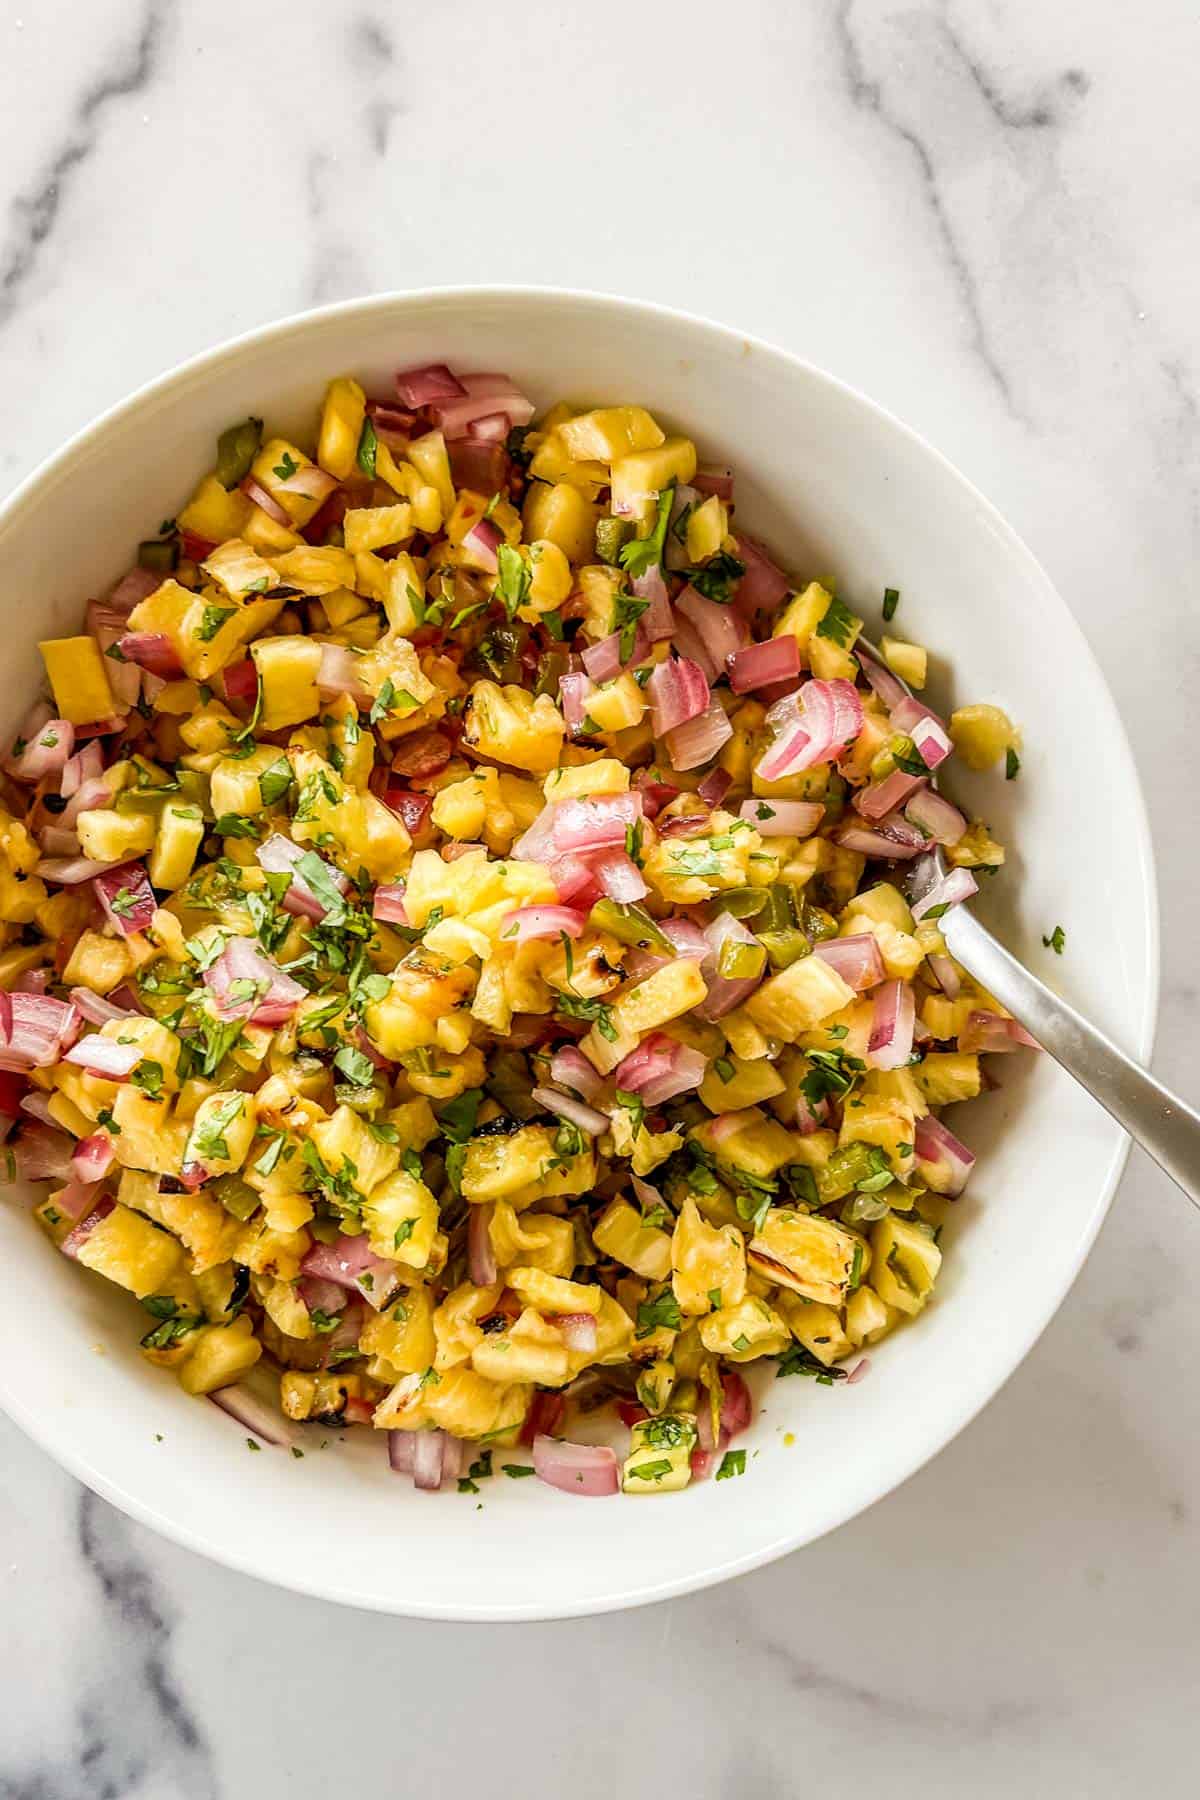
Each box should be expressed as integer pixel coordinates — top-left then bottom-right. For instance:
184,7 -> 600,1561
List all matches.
716,1449 -> 747,1480
198,604 -> 236,642
882,586 -> 900,622
130,1060 -> 164,1100
333,1044 -> 376,1089
1043,924 -> 1066,954
356,416 -> 378,479
496,544 -> 532,620
815,595 -> 856,648
1006,746 -> 1021,780
213,813 -> 260,840
618,486 -> 674,579
258,758 -> 294,807
273,450 -> 300,481
635,1290 -> 682,1339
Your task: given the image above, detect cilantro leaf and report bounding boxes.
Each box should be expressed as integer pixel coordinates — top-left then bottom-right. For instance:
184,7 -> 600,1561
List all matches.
495,544 -> 532,621
618,486 -> 674,579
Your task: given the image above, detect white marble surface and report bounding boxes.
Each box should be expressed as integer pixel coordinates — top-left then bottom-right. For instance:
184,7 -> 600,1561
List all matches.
1,0 -> 1198,1792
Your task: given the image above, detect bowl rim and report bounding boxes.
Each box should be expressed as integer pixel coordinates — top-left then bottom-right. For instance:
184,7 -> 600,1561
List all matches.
0,284 -> 1161,1619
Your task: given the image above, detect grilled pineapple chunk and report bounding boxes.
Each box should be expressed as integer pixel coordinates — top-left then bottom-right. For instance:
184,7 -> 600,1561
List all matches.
39,637 -> 117,724
462,680 -> 566,775
869,1215 -> 942,1315
748,1207 -> 860,1306
472,1306 -> 572,1387
671,1196 -> 747,1316
699,1295 -> 790,1361
590,1197 -> 673,1280
360,1287 -> 436,1379
838,1094 -> 915,1178
318,375 -> 367,478
775,1293 -> 854,1368
363,1169 -> 438,1268
251,636 -> 322,729
178,1315 -> 262,1394
622,1413 -> 697,1494
75,809 -> 155,864
461,1124 -> 594,1209
311,1104 -> 400,1198
745,955 -> 854,1040
914,1053 -> 981,1106
611,960 -> 708,1037
374,1364 -> 530,1439
73,1202 -> 184,1297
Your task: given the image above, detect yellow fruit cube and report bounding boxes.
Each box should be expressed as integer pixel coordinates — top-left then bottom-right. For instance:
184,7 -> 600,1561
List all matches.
177,474 -> 251,544
698,1296 -> 790,1361
178,1315 -> 262,1394
558,406 -> 665,462
586,672 -> 646,732
521,482 -> 598,564
622,1413 -> 697,1494
462,679 -> 566,774
74,1201 -> 183,1297
363,1169 -> 438,1269
881,636 -> 927,689
611,960 -> 707,1037
745,955 -> 854,1040
318,375 -> 367,479
251,636 -> 322,730
949,703 -> 1018,770
749,1207 -> 860,1306
869,1214 -> 942,1315
592,1197 -> 673,1281
39,638 -> 117,725
671,1195 -> 746,1316
610,438 -> 697,525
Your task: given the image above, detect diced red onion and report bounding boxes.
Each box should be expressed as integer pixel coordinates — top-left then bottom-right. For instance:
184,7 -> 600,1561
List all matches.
502,904 -> 589,943
468,1203 -> 497,1286
59,774 -> 113,831
461,515 -> 503,573
553,1313 -> 598,1354
855,640 -> 909,710
239,476 -> 291,527
846,1358 -> 872,1385
300,1233 -> 401,1311
395,362 -> 466,407
696,913 -> 762,1020
549,1045 -> 604,1100
913,1113 -> 976,1196
371,885 -> 408,925
612,1033 -> 707,1106
665,699 -> 733,771
532,1435 -> 619,1497
13,1120 -> 77,1182
69,987 -> 133,1026
670,610 -> 720,682
697,767 -> 732,807
316,642 -> 369,702
275,461 -> 338,504
904,787 -> 966,846
106,566 -> 165,614
558,672 -> 595,732
116,633 -> 185,680
590,848 -> 648,904
209,1382 -> 297,1448
553,792 -> 643,855
814,933 -> 886,992
204,936 -> 307,1025
958,1011 -> 1040,1054
546,853 -> 602,908
855,769 -> 926,821
647,657 -> 710,737
909,714 -> 953,770
623,915 -> 710,980
910,866 -> 978,921
93,861 -> 156,938
835,816 -> 932,861
19,1091 -> 57,1128
411,1429 -> 450,1491
222,657 -> 260,707
7,718 -> 74,783
675,585 -> 749,671
71,1132 -> 115,1183
381,785 -> 433,844
657,809 -> 712,840
732,534 -> 789,615
581,632 -> 624,683
1,993 -> 80,1068
532,1085 -> 610,1136
632,565 -> 675,639
866,979 -> 916,1069
58,738 -> 104,801
61,1194 -> 115,1256
693,468 -> 734,500
387,1429 -> 417,1474
466,410 -> 510,444
52,1175 -> 103,1222
795,1094 -> 829,1135
739,798 -> 823,838
927,953 -> 961,999
719,1368 -> 753,1437
63,1034 -> 142,1079
757,679 -> 864,781
257,834 -> 349,921
728,635 -> 800,694
298,1274 -> 347,1318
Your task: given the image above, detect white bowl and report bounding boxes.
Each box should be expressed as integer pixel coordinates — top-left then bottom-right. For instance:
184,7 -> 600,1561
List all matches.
0,288 -> 1157,1620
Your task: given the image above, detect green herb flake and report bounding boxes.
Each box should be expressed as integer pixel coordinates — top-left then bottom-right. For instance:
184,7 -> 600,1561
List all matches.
882,586 -> 900,622
1006,746 -> 1021,780
716,1449 -> 747,1480
1043,924 -> 1066,955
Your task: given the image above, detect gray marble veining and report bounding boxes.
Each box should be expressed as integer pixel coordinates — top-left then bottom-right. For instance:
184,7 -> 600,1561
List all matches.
1,1 -> 1198,1795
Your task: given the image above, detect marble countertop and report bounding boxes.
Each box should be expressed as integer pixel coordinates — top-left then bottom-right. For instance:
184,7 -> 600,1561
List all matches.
2,0 -> 1198,1792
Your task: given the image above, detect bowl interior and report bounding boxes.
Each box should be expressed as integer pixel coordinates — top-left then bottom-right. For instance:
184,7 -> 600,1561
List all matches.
0,290 -> 1156,1619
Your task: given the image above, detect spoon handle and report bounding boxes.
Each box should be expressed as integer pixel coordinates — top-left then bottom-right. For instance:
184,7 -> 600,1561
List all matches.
940,904 -> 1199,1206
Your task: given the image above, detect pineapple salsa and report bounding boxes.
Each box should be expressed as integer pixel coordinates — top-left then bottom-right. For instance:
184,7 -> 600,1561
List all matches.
0,362 -> 1029,1498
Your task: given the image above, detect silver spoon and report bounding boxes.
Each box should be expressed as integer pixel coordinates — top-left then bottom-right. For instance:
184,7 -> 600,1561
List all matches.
854,638 -> 1199,1204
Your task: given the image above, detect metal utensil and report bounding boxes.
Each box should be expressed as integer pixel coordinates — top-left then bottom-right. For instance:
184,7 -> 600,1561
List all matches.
857,638 -> 1197,1202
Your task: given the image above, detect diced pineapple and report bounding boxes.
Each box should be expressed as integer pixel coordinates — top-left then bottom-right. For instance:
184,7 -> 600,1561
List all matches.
686,496 -> 728,563
360,1287 -> 437,1379
748,1207 -> 860,1305
881,636 -> 927,689
521,481 -> 598,564
148,803 -> 204,890
462,680 -> 565,774
586,672 -> 646,732
62,929 -> 134,996
178,1315 -> 263,1394
74,1202 -> 184,1297
184,1090 -> 257,1178
845,1284 -> 895,1346
558,406 -> 665,463
109,1085 -> 189,1175
74,808 -> 155,864
251,635 -> 322,729
698,1053 -> 785,1115
838,1094 -> 916,1177
772,582 -> 834,655
610,438 -> 698,525
693,1108 -> 796,1181
807,603 -> 862,682
745,955 -> 854,1041
177,474 -> 252,544
508,1266 -> 602,1317
869,1214 -> 942,1315
592,1197 -> 673,1281
39,637 -> 117,724
344,503 -> 414,554
913,1052 -> 981,1106
318,375 -> 367,479
311,1104 -> 401,1198
542,757 -> 629,801
268,546 -> 356,597
201,538 -> 278,599
949,703 -> 1018,770
363,1169 -> 438,1268
622,1413 -> 697,1494
699,1295 -> 790,1361
406,429 -> 456,520
461,1123 -> 594,1207
671,1196 -> 746,1316
374,1364 -> 531,1440
775,1293 -> 854,1367
611,960 -> 708,1037
250,438 -> 324,526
